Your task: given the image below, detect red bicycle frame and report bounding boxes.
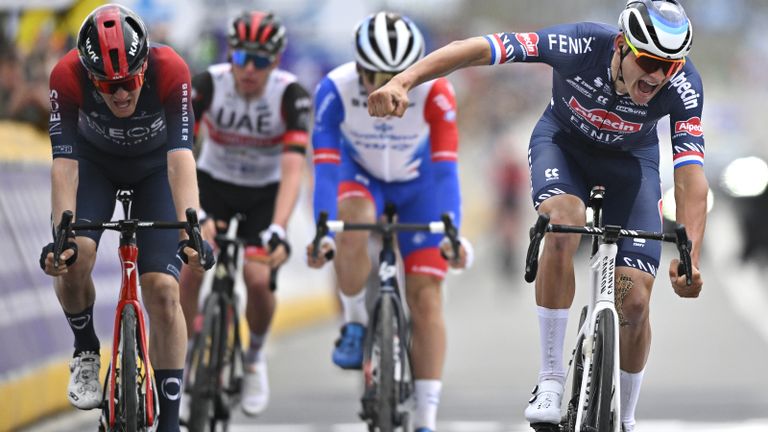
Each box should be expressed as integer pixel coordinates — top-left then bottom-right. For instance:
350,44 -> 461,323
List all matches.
107,242 -> 156,427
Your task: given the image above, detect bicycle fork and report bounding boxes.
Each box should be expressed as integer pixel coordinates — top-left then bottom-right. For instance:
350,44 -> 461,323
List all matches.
106,243 -> 157,430
574,243 -> 622,432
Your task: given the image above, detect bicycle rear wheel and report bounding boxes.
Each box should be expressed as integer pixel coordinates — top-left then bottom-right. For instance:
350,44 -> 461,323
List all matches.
188,294 -> 224,432
582,309 -> 615,432
120,306 -> 139,432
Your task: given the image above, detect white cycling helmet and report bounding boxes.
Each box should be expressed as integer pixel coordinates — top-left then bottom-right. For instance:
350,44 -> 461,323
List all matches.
618,0 -> 692,60
354,12 -> 425,73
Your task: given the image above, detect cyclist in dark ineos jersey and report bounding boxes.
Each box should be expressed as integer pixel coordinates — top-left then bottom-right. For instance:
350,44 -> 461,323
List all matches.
368,1 -> 707,431
177,10 -> 310,417
40,4 -> 213,432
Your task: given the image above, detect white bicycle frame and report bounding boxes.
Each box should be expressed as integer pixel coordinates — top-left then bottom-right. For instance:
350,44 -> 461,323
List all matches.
572,240 -> 622,432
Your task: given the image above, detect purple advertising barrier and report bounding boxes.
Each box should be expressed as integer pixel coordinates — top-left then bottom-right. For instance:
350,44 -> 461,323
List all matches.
0,162 -> 121,377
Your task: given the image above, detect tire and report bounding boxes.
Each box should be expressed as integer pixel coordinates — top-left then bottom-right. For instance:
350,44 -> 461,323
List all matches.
188,294 -> 224,432
583,309 -> 615,432
563,306 -> 588,432
376,294 -> 396,431
120,306 -> 139,432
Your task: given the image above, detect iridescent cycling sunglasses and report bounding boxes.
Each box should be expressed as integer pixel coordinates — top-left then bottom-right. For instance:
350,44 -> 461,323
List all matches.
624,35 -> 685,79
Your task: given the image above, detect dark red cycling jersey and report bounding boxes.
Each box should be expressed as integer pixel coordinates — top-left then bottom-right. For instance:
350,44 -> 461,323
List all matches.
48,44 -> 193,169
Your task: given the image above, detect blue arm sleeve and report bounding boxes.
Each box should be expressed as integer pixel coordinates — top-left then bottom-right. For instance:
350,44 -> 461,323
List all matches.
311,77 -> 345,224
432,160 -> 462,229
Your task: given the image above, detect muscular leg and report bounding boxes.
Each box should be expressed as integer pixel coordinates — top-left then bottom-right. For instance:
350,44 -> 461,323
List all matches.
141,272 -> 186,431
141,272 -> 186,368
178,264 -> 203,339
616,267 -> 654,431
526,194 -> 585,424
616,267 -> 654,370
54,237 -> 98,314
406,273 -> 445,431
335,197 -> 376,317
241,259 -> 275,415
243,260 -> 274,359
535,194 -> 585,309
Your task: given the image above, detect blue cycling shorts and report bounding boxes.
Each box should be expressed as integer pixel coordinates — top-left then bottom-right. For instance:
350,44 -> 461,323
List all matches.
528,114 -> 663,277
339,158 -> 449,279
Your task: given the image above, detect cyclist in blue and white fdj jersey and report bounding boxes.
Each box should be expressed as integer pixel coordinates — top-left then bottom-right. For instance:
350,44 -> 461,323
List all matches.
306,12 -> 472,432
368,1 -> 707,431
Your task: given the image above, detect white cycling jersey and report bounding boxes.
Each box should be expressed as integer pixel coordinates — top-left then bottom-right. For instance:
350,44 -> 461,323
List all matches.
194,63 -> 309,187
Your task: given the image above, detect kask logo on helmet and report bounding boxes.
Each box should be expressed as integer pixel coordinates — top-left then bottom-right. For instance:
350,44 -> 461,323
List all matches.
674,117 -> 703,137
128,29 -> 140,56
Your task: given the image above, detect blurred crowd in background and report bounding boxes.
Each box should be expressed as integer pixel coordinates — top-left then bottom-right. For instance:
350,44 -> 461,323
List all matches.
3,0 -> 768,270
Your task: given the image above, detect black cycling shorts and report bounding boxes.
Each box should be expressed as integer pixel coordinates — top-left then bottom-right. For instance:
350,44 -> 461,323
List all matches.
74,156 -> 182,279
197,170 -> 278,245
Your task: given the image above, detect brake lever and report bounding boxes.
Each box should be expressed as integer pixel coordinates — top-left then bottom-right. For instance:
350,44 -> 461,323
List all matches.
524,213 -> 550,283
675,224 -> 693,287
312,212 -> 329,260
441,213 -> 460,262
53,211 -> 74,269
185,208 -> 205,265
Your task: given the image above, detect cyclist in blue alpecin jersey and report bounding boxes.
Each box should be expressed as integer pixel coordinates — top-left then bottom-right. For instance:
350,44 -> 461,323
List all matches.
306,12 -> 472,432
368,1 -> 707,431
40,5 -> 213,431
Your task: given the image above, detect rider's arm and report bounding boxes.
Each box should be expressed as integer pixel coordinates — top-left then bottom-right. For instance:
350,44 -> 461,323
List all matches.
425,78 -> 461,226
311,77 -> 344,223
669,66 -> 707,266
391,37 -> 491,93
155,46 -> 200,227
168,150 -> 201,226
48,51 -> 84,225
673,165 -> 707,266
272,82 -> 311,228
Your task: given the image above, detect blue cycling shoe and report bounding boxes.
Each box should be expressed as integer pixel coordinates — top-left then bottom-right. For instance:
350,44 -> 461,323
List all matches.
415,428 -> 434,432
332,322 -> 366,370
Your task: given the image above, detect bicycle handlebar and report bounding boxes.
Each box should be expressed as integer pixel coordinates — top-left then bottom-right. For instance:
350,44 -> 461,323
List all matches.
52,208 -> 205,266
310,211 -> 461,260
524,213 -> 693,286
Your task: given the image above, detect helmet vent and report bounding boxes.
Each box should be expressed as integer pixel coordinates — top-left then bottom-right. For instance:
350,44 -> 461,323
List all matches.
103,20 -> 115,28
109,48 -> 120,72
628,13 -> 648,44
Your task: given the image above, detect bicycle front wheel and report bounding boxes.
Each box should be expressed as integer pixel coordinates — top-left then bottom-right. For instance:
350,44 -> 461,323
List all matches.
563,306 -> 588,432
120,306 -> 139,432
188,294 -> 224,432
583,309 -> 615,432
365,293 -> 396,432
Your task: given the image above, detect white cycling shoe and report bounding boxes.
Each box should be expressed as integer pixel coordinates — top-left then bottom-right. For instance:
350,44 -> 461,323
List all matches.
67,351 -> 103,410
241,359 -> 269,416
524,379 -> 564,425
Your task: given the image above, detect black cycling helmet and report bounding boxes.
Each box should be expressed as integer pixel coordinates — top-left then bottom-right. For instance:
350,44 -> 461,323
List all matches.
228,11 -> 287,56
354,12 -> 425,73
77,4 -> 149,80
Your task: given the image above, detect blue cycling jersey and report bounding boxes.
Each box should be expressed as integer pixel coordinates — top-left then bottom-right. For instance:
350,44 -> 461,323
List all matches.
485,22 -> 704,167
484,22 -> 706,277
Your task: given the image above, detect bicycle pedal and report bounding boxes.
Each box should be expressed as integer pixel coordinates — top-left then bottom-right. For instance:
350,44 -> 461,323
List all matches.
530,422 -> 560,432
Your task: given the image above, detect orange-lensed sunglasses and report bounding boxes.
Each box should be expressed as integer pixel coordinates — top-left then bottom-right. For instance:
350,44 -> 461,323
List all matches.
624,35 -> 685,79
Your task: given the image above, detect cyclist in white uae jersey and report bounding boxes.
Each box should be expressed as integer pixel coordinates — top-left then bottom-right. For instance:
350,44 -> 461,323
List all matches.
368,1 -> 707,431
178,10 -> 310,417
306,12 -> 472,432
